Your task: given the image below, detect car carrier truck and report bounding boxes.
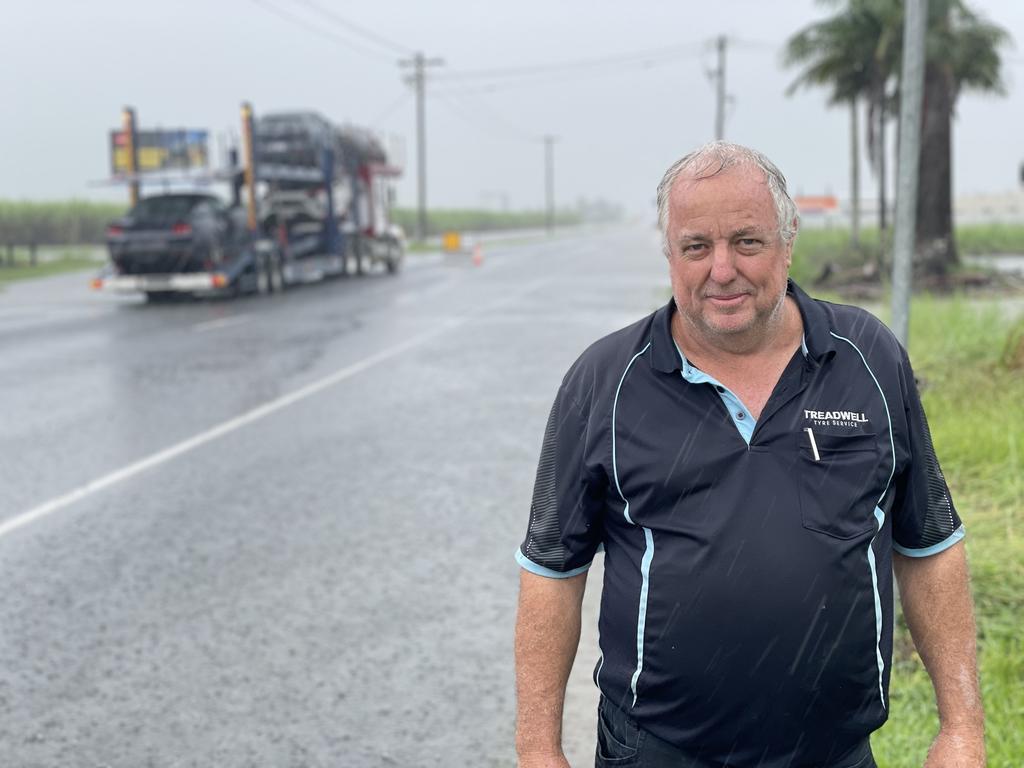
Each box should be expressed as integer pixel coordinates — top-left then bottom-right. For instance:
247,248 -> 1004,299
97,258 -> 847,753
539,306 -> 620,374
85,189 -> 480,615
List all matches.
93,103 -> 404,300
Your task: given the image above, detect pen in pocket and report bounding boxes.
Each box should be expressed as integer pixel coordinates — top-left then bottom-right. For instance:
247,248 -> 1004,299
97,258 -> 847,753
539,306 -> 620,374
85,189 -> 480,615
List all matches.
804,427 -> 820,461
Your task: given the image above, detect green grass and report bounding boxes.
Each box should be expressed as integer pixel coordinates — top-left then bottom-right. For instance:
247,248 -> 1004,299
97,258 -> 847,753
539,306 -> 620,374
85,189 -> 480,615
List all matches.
957,223 -> 1024,256
789,225 -> 1024,286
0,199 -> 124,245
866,297 -> 1024,766
790,227 -> 884,285
0,247 -> 103,285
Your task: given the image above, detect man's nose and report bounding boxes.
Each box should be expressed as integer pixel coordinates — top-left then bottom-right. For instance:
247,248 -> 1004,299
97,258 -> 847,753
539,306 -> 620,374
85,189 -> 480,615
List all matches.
708,241 -> 738,284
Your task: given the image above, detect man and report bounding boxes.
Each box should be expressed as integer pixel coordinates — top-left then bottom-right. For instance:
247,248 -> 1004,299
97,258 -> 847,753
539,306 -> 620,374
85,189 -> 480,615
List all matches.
514,142 -> 984,768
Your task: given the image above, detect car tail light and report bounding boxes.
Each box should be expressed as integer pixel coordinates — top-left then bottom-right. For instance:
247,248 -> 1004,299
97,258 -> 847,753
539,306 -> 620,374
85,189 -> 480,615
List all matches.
171,222 -> 192,235
107,225 -> 124,237
211,273 -> 229,288
90,278 -> 104,290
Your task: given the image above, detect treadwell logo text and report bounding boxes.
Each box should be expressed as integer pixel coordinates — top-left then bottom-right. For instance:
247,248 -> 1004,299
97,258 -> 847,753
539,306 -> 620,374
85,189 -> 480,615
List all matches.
804,409 -> 869,428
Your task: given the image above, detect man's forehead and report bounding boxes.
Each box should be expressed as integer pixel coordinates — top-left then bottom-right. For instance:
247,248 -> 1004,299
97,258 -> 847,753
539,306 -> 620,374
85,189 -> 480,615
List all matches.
672,163 -> 768,195
669,166 -> 775,220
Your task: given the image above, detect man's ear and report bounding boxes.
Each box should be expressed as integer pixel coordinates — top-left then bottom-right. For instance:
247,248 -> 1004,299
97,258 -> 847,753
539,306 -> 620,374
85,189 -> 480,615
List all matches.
785,218 -> 799,267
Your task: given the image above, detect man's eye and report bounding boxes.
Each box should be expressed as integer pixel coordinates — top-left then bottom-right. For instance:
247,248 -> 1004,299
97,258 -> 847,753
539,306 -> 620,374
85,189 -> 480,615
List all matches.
738,239 -> 762,248
683,243 -> 706,254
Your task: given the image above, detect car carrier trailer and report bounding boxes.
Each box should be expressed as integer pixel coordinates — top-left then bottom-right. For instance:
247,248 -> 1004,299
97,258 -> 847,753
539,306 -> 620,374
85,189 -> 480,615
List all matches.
93,103 -> 404,300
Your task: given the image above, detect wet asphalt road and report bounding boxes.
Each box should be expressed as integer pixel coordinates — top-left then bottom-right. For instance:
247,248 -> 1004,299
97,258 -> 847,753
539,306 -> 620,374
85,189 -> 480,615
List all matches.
0,228 -> 670,768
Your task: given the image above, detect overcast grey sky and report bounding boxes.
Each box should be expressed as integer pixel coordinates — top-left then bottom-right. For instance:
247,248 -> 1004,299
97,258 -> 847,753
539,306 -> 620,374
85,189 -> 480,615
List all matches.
2,0 -> 1021,215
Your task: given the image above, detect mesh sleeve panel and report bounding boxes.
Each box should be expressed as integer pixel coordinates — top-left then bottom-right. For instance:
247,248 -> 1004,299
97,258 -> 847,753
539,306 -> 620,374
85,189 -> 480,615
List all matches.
520,371 -> 606,574
891,353 -> 963,552
523,399 -> 568,570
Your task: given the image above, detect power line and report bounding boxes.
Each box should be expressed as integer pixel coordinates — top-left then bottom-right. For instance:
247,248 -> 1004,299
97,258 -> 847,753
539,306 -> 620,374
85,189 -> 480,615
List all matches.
431,51 -> 705,96
436,40 -> 707,82
433,92 -> 533,142
249,0 -> 395,62
367,91 -> 413,129
293,0 -> 414,56
728,37 -> 779,52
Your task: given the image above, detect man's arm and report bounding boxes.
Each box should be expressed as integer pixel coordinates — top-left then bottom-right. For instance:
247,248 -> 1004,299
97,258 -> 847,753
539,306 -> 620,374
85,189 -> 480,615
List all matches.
893,541 -> 985,767
514,569 -> 588,768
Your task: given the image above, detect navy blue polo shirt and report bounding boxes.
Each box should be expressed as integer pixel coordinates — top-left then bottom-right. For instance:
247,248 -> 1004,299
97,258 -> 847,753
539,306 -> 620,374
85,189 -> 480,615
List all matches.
517,280 -> 963,767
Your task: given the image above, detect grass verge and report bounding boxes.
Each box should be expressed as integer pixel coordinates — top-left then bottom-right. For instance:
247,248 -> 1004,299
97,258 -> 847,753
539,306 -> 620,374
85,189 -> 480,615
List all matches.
0,248 -> 103,285
867,297 -> 1024,766
790,225 -> 1024,287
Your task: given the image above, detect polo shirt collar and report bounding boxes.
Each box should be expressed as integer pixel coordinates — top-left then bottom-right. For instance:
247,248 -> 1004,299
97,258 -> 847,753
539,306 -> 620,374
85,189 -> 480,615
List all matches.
649,278 -> 836,374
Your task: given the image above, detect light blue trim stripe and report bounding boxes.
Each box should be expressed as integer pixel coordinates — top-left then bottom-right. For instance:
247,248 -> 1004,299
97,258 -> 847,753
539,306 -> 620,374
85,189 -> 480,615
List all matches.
612,342 -> 651,525
629,526 -> 655,706
610,341 -> 655,706
831,332 -> 896,714
515,548 -> 592,579
800,333 -> 809,358
867,506 -> 887,711
829,332 -> 896,507
894,525 -> 965,558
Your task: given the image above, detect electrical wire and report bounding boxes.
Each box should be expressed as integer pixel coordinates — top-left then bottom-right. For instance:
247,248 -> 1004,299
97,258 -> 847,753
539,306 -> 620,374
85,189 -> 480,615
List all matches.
293,0 -> 414,56
431,49 -> 707,96
249,0 -> 396,63
728,37 -> 780,52
436,40 -> 707,82
367,91 -> 413,129
449,92 -> 535,141
431,49 -> 705,96
432,92 -> 533,143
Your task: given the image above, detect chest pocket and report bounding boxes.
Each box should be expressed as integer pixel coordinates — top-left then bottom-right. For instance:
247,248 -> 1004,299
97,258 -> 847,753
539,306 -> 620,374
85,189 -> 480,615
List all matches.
796,430 -> 882,539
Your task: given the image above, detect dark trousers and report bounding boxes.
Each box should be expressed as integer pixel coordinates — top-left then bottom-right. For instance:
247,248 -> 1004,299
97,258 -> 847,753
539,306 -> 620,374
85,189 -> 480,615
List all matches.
595,696 -> 877,768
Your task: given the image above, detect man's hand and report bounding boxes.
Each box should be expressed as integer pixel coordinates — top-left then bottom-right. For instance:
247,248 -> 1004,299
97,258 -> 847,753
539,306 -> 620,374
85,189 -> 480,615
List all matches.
923,726 -> 986,767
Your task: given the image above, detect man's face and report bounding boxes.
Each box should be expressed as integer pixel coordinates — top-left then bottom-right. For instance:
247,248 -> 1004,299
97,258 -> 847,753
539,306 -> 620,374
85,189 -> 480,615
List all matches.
665,165 -> 794,344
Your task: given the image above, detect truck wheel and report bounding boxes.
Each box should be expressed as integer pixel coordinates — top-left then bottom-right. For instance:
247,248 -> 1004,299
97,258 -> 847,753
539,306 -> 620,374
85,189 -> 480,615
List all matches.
386,242 -> 403,274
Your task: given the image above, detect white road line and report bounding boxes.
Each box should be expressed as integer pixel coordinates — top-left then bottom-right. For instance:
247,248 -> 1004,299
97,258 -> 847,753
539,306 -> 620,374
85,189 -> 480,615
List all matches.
0,279 -> 549,542
192,315 -> 251,333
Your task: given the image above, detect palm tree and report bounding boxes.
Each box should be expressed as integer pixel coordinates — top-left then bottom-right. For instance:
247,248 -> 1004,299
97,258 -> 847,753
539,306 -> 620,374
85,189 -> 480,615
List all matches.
784,0 -> 1009,279
784,0 -> 900,250
913,0 -> 1008,276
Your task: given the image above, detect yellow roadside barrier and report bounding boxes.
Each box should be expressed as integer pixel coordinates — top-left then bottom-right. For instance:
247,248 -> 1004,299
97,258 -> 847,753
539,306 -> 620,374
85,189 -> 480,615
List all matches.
441,231 -> 462,253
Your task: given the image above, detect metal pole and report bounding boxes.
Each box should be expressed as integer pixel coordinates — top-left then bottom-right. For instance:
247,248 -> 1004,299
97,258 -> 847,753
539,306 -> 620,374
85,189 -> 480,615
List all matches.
544,135 -> 557,235
414,52 -> 427,242
122,107 -> 139,207
891,0 -> 929,347
240,102 -> 258,234
399,52 -> 444,243
715,36 -> 727,141
850,97 -> 861,247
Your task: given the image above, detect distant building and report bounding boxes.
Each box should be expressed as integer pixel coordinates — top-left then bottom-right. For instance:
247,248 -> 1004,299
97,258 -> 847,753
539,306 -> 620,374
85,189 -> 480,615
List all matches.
795,191 -> 1024,229
953,191 -> 1024,225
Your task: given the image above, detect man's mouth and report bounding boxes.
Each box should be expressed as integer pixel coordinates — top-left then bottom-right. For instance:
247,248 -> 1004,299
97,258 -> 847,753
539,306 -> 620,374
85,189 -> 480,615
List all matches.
705,293 -> 749,306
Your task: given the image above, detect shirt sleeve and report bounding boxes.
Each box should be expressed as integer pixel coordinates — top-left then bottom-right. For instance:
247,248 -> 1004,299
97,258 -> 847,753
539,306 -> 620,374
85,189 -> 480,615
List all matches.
890,348 -> 964,557
517,368 -> 608,578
